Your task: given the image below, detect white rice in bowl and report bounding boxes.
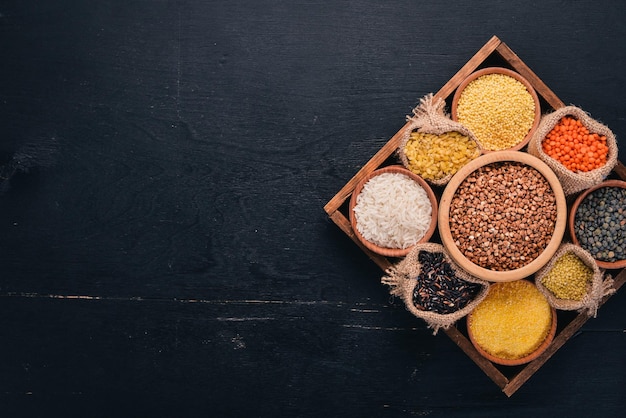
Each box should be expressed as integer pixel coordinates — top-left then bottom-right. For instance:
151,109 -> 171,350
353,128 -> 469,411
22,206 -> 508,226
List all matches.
353,172 -> 432,249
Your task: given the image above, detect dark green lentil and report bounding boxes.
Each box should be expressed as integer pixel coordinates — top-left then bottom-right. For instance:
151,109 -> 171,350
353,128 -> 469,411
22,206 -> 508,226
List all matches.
574,186 -> 626,262
412,251 -> 482,314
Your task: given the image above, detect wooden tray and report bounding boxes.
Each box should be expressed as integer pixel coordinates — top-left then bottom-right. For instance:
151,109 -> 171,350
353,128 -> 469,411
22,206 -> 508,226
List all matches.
323,35 -> 626,397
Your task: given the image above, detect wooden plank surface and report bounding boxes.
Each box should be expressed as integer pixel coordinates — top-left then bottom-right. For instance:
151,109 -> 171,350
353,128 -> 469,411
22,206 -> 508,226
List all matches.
1,1 -> 625,416
326,35 -> 624,396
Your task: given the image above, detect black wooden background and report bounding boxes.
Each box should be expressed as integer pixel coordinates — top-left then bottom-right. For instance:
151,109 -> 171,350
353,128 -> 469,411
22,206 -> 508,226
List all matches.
1,1 -> 625,417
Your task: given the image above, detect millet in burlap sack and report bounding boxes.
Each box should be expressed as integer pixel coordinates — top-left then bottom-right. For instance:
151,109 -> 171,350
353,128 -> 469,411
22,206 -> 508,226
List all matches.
535,243 -> 615,317
381,242 -> 489,334
397,93 -> 482,187
527,106 -> 618,196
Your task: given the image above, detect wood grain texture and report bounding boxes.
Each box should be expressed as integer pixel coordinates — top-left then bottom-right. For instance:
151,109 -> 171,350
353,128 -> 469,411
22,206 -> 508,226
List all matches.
1,0 -> 625,416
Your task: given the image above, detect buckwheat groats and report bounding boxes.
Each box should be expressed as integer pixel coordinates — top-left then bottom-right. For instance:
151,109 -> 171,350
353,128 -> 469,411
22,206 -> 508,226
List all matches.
448,161 -> 558,271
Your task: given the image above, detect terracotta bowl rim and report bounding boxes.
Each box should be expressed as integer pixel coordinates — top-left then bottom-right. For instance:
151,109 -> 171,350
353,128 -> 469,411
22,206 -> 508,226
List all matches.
467,280 -> 557,366
451,66 -> 541,153
568,179 -> 626,269
438,151 -> 567,282
349,165 -> 438,258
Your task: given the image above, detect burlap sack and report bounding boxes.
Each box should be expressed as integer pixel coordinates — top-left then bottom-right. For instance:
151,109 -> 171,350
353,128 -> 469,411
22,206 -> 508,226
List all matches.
397,93 -> 482,187
381,242 -> 489,334
527,106 -> 618,196
535,243 -> 615,317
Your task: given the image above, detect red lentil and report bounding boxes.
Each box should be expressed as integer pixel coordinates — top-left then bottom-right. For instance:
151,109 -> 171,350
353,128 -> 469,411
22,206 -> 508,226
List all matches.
541,116 -> 608,172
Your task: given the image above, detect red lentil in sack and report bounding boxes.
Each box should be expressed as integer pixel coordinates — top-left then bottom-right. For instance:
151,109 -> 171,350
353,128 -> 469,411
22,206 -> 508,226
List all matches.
528,106 -> 618,196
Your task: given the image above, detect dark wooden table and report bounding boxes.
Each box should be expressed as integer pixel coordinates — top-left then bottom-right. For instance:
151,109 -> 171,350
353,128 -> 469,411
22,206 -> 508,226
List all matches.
1,1 -> 625,416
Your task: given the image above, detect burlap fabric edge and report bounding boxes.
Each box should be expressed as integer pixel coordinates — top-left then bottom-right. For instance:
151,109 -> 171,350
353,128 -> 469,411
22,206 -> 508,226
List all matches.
527,105 -> 618,196
397,93 -> 482,187
381,242 -> 490,335
534,242 -> 615,317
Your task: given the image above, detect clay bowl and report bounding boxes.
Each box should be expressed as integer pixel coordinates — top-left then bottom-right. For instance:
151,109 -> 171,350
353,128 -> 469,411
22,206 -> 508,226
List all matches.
568,179 -> 626,269
467,290 -> 557,367
438,151 -> 567,282
451,67 -> 541,152
349,165 -> 438,258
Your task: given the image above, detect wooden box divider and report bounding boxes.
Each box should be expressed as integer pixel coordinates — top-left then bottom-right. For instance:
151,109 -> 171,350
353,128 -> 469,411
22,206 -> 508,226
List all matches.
324,35 -> 626,396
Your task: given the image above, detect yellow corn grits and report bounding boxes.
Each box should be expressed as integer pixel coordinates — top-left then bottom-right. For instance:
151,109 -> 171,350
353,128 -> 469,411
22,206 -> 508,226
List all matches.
468,280 -> 552,360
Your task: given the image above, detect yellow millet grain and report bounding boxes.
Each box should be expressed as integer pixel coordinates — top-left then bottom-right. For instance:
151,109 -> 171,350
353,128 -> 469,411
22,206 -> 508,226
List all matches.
541,252 -> 593,301
468,280 -> 552,360
403,131 -> 479,181
456,73 -> 535,151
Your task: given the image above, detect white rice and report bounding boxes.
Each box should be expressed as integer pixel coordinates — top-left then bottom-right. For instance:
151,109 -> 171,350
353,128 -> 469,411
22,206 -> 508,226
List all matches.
353,172 -> 432,249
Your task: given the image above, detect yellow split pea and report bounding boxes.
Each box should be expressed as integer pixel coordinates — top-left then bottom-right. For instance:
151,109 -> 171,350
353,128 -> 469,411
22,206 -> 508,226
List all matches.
456,73 -> 535,151
403,131 -> 479,181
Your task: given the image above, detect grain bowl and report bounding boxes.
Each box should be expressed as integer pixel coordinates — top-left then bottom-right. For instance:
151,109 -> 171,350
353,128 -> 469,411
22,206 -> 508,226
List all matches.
451,67 -> 541,152
569,179 -> 626,269
438,151 -> 567,282
467,279 -> 557,366
349,165 -> 438,257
